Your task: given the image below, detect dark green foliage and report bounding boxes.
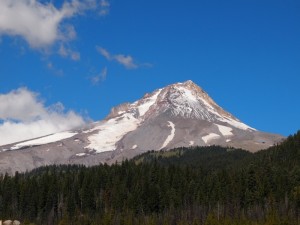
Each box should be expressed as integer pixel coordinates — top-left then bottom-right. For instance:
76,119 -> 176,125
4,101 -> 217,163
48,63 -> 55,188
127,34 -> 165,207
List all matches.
0,131 -> 299,225
134,145 -> 252,170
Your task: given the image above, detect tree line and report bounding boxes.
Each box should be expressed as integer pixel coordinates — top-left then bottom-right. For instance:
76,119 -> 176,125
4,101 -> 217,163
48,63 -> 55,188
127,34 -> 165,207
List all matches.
0,131 -> 299,225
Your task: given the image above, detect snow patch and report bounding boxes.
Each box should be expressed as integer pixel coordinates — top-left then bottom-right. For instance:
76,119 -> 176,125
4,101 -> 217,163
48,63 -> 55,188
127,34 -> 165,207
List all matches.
167,85 -> 256,131
202,133 -> 220,144
189,141 -> 194,146
215,124 -> 233,136
220,117 -> 255,131
137,89 -> 162,116
85,113 -> 139,153
10,132 -> 77,150
160,121 -> 175,149
76,153 -> 86,157
169,86 -> 218,121
132,144 -> 137,149
226,139 -> 231,143
177,87 -> 198,102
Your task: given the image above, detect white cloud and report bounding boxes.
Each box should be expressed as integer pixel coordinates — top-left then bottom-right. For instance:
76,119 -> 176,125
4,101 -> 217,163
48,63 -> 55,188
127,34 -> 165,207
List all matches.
0,0 -> 110,48
0,0 -> 73,48
0,88 -> 44,121
0,88 -> 85,146
96,46 -> 139,69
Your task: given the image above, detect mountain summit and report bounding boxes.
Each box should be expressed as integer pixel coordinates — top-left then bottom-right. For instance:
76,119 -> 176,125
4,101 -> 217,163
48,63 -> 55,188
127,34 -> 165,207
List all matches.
0,81 -> 283,174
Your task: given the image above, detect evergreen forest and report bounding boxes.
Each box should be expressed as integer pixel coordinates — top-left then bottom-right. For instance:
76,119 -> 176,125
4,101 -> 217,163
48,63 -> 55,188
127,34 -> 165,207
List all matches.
0,131 -> 299,225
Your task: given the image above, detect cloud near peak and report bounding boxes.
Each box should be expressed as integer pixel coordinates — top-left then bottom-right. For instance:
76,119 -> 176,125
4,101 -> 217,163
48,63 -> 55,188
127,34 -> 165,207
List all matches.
0,88 -> 86,146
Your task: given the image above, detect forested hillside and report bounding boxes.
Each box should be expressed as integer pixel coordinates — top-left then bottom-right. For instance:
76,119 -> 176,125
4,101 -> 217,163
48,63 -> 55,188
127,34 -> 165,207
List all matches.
0,131 -> 299,225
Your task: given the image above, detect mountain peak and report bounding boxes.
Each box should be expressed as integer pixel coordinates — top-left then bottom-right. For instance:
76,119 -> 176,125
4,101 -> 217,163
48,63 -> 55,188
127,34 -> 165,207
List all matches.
148,80 -> 237,122
172,80 -> 203,91
106,81 -> 245,128
0,80 -> 284,174
181,80 -> 196,85
170,80 -> 208,100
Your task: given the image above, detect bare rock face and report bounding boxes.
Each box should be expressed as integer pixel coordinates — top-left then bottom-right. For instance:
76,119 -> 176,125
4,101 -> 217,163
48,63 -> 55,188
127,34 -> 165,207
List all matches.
0,80 -> 284,174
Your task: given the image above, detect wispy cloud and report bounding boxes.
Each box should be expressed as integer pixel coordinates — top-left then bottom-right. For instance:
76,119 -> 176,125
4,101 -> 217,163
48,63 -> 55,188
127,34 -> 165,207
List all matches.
99,0 -> 110,16
101,67 -> 108,80
0,88 -> 86,146
90,67 -> 108,85
114,55 -> 138,69
98,47 -> 111,60
47,62 -> 64,76
96,46 -> 145,69
58,44 -> 80,61
0,0 -> 110,49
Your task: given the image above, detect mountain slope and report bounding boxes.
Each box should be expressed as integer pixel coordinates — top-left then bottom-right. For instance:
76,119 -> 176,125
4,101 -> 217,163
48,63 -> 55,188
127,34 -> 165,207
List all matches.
0,80 -> 284,174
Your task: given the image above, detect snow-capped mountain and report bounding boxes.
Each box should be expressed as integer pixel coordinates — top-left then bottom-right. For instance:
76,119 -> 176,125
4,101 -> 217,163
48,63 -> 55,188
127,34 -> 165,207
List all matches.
0,80 -> 284,174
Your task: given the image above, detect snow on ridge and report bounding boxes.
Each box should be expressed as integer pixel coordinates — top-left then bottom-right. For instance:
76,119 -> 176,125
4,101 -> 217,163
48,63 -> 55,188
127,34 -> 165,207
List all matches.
118,111 -> 126,115
202,133 -> 220,144
220,117 -> 256,131
169,86 -> 220,121
177,87 -> 198,102
170,87 -> 206,119
176,86 -> 215,111
177,84 -> 254,131
172,86 -> 255,132
10,132 -> 77,150
85,113 -> 140,153
84,89 -> 163,153
137,89 -> 162,117
160,121 -> 176,149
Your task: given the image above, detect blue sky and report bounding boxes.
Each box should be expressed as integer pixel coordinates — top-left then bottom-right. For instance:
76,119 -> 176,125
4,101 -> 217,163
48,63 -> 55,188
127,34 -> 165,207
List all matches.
0,0 -> 299,144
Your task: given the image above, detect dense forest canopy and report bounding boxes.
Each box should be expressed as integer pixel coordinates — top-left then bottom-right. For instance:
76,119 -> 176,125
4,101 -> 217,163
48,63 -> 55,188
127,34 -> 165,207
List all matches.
0,131 -> 299,225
